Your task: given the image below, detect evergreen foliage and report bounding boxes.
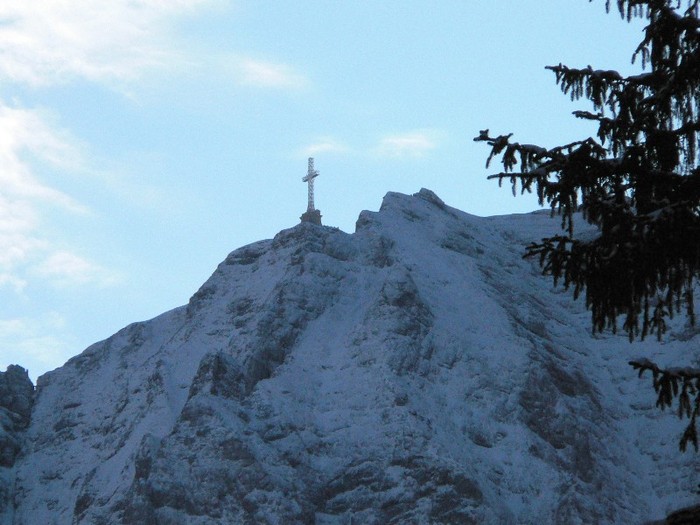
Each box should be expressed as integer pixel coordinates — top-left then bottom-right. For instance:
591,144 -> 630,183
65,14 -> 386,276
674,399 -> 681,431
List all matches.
630,359 -> 700,451
475,0 -> 700,450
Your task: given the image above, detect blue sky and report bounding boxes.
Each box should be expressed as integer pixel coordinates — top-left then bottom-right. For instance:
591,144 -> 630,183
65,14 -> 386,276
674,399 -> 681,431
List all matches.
1,1 -> 646,381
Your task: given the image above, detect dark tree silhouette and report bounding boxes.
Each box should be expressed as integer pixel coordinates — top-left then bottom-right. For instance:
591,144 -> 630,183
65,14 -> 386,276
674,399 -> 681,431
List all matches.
475,0 -> 700,451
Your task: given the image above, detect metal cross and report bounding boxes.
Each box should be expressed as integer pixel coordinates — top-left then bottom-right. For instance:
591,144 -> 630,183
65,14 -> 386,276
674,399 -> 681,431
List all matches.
302,157 -> 319,212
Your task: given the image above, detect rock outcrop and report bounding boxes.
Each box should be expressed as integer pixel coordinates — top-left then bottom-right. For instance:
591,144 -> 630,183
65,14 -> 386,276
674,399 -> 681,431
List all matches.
0,365 -> 34,521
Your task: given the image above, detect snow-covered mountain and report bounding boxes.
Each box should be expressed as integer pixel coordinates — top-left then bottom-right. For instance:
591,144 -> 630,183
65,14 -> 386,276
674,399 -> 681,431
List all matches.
2,189 -> 699,524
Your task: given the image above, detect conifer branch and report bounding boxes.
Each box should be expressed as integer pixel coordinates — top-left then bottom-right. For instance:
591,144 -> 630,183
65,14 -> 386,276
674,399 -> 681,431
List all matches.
630,359 -> 700,451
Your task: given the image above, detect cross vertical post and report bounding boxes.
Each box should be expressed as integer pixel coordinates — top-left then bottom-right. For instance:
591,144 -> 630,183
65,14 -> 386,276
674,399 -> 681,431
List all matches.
300,157 -> 322,225
303,157 -> 319,211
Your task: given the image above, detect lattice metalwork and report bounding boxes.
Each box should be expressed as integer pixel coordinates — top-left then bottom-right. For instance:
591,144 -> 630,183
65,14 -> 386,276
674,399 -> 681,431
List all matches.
302,157 -> 319,211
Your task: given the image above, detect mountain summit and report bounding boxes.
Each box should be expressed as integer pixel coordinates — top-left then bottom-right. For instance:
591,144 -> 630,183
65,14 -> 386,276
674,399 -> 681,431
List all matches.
2,189 -> 698,524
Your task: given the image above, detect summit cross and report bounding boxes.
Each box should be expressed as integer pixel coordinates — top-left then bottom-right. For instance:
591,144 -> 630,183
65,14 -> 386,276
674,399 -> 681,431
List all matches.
302,157 -> 319,212
299,157 -> 322,225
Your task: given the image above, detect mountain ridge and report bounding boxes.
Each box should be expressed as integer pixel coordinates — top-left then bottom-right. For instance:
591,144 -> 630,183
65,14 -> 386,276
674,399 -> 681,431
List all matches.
2,188 -> 698,524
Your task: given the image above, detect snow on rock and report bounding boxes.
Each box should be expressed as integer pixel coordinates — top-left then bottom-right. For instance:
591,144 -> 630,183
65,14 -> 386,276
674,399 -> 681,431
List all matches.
6,189 -> 700,524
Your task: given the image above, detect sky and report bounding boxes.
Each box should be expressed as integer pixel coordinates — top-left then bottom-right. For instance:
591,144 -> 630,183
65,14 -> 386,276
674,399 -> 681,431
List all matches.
0,1 -> 648,382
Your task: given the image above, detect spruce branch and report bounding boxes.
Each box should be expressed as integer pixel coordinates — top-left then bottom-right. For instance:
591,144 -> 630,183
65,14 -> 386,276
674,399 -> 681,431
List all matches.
630,359 -> 700,451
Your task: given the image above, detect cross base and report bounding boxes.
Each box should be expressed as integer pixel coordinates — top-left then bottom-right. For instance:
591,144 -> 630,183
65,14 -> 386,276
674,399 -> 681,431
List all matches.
300,209 -> 322,225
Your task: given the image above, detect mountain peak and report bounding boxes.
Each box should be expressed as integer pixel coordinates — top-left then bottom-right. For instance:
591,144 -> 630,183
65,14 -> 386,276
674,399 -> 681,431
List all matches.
3,190 -> 697,524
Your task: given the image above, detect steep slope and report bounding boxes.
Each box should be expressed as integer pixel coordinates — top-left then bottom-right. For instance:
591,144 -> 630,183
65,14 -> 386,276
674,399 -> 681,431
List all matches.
7,189 -> 700,524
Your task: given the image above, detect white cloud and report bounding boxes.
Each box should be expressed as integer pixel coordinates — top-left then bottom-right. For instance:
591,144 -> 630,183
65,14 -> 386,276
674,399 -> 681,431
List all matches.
0,274 -> 26,294
0,228 -> 47,274
300,137 -> 349,157
0,0 -> 215,87
0,2 -> 310,95
0,105 -> 88,213
33,250 -> 121,288
0,101 -> 120,291
235,57 -> 309,90
375,130 -> 442,158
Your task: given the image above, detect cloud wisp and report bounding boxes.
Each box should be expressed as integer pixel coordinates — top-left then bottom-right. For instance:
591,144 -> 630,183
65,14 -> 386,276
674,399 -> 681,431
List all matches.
300,137 -> 350,157
33,251 -> 121,289
0,0 -> 216,87
0,1 -> 310,94
0,105 -> 88,213
298,130 -> 444,161
375,130 -> 442,159
0,102 -> 119,292
234,57 -> 309,90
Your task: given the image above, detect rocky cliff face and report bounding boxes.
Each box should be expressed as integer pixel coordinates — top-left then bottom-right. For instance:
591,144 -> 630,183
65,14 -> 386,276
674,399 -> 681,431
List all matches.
3,189 -> 700,524
0,366 -> 33,522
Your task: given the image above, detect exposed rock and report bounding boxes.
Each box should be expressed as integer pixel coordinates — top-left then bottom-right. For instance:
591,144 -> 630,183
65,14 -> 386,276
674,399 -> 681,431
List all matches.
0,365 -> 34,519
0,365 -> 34,424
